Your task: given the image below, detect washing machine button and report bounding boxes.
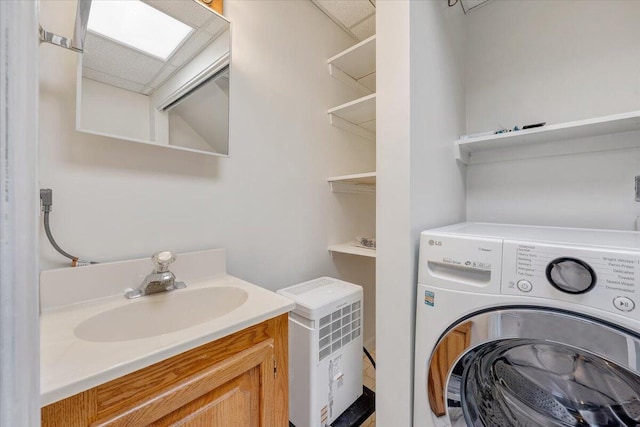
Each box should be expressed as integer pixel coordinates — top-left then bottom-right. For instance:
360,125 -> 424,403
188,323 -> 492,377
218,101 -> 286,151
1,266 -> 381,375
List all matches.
516,280 -> 533,293
613,296 -> 635,312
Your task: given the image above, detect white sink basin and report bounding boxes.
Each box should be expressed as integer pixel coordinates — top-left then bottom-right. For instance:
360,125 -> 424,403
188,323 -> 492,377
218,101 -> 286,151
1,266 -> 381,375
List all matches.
40,249 -> 296,406
74,286 -> 248,342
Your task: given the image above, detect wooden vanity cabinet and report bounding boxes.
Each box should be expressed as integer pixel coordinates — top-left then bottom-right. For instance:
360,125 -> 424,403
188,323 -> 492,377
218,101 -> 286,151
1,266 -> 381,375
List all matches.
42,314 -> 288,427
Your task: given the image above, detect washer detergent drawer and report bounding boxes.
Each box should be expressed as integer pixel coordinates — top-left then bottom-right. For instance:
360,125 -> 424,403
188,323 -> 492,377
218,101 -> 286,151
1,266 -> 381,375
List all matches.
418,233 -> 503,294
428,308 -> 640,427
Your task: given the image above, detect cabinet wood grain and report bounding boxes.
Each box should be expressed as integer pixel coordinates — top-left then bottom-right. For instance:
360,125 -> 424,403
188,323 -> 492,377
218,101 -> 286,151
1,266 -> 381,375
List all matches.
150,366 -> 260,426
427,321 -> 472,417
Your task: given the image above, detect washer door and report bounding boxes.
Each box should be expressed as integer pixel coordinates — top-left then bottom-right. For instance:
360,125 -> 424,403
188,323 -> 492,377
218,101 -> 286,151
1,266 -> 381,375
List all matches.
427,308 -> 640,427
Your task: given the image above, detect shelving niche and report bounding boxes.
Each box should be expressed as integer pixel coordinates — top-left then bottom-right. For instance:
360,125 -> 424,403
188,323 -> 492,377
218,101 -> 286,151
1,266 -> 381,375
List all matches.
327,172 -> 376,194
328,35 -> 376,93
328,94 -> 376,141
326,36 -> 376,258
455,110 -> 640,164
328,243 -> 376,258
327,35 -> 376,142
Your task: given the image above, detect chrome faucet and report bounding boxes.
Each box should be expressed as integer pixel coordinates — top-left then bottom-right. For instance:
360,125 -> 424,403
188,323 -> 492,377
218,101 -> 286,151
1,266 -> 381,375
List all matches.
125,251 -> 186,299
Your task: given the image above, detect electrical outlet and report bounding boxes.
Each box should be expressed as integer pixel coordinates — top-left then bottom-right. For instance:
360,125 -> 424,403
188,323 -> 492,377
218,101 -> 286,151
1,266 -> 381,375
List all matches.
40,188 -> 53,212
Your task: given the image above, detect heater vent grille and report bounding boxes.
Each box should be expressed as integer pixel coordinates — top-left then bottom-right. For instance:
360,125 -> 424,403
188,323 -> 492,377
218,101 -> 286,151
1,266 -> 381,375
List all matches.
318,300 -> 361,361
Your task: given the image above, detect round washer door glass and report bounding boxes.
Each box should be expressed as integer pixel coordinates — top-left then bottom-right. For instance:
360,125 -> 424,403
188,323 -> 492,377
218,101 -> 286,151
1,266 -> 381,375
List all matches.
460,339 -> 640,426
430,309 -> 640,427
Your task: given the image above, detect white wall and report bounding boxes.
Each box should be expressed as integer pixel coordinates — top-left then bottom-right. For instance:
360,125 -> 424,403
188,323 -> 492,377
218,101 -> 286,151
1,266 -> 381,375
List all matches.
38,0 -> 376,323
80,78 -> 151,141
376,1 -> 466,425
169,76 -> 229,154
465,0 -> 640,230
466,0 -> 640,133
467,140 -> 640,230
168,113 -> 212,152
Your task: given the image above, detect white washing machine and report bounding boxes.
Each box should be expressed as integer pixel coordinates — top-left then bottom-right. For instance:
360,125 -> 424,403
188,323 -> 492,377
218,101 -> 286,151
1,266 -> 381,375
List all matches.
413,222 -> 640,427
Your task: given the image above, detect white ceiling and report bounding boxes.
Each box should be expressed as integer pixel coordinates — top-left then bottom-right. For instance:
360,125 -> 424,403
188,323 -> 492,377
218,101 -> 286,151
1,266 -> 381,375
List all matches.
311,0 -> 376,41
311,0 -> 494,41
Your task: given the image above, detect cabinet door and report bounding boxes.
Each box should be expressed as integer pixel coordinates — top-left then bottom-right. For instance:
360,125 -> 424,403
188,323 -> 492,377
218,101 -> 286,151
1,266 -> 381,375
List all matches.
92,340 -> 275,427
149,366 -> 261,426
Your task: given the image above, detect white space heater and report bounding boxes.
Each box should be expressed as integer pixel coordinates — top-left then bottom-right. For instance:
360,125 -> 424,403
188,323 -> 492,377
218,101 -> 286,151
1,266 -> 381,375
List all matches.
278,277 -> 363,427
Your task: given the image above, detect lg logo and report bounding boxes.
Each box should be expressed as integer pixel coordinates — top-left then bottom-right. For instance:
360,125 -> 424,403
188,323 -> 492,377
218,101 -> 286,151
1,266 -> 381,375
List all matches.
428,240 -> 442,246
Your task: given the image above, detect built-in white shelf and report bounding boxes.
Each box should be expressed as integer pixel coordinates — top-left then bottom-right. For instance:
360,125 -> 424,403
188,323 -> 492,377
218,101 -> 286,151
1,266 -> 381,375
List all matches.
455,110 -> 640,164
328,94 -> 376,141
325,39 -> 377,265
327,172 -> 376,194
328,243 -> 376,258
328,35 -> 376,93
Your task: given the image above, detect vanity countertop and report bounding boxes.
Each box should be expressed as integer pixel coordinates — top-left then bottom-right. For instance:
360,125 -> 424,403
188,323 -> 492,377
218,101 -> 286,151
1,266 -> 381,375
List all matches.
40,250 -> 295,407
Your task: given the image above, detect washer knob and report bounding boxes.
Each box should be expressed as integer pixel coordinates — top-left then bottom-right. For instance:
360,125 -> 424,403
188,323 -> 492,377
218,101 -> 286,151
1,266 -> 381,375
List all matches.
546,258 -> 596,294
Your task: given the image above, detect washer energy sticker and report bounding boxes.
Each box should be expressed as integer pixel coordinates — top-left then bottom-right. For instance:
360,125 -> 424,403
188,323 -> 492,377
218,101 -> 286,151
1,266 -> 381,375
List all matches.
424,290 -> 435,306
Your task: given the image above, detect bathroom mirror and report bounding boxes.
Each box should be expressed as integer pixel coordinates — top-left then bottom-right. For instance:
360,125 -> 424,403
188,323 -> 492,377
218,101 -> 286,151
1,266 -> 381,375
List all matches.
76,0 -> 231,156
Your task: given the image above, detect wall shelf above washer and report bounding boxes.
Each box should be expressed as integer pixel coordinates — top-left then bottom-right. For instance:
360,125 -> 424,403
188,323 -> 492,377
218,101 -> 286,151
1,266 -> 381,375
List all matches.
328,94 -> 376,141
328,35 -> 376,93
328,243 -> 376,258
327,172 -> 376,194
455,110 -> 640,164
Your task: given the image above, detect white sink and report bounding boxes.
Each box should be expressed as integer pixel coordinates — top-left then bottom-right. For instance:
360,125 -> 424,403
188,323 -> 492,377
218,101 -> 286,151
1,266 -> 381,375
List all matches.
74,286 -> 248,342
40,249 -> 295,406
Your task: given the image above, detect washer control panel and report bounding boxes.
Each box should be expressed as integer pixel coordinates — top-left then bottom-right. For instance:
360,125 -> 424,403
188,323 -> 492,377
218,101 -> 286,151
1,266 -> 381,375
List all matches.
502,240 -> 640,319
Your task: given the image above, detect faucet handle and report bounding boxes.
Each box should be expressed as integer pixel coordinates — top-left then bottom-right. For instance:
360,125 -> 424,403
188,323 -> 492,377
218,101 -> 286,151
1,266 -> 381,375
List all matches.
152,251 -> 177,272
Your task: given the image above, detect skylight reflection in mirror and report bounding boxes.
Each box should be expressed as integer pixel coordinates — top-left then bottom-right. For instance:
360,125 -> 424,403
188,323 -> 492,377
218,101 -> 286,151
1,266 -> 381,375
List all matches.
87,0 -> 193,60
